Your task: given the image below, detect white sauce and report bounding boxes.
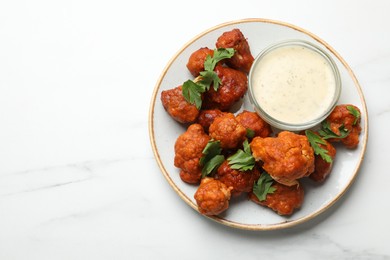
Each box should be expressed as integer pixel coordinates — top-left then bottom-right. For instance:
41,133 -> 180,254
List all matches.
251,44 -> 336,125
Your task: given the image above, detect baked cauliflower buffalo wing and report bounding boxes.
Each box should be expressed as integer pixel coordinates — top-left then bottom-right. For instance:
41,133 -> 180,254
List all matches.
186,47 -> 215,77
174,124 -> 210,184
215,160 -> 261,196
236,110 -> 272,139
202,65 -> 248,111
250,131 -> 315,186
215,28 -> 254,74
249,180 -> 304,216
325,104 -> 362,149
194,177 -> 232,216
161,85 -> 199,124
196,109 -> 225,133
208,112 -> 246,150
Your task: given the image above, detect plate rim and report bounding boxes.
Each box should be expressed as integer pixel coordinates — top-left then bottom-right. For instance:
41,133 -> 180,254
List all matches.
148,18 -> 369,231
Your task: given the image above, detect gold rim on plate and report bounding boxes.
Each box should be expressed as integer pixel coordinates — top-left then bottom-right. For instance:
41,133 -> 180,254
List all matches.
148,18 -> 368,231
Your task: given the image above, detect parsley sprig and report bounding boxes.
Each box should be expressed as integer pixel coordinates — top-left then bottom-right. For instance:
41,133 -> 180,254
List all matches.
246,128 -> 255,139
200,139 -> 256,178
346,105 -> 361,125
253,172 -> 276,201
182,80 -> 205,109
305,130 -> 333,163
182,48 -> 235,109
227,140 -> 255,171
318,121 -> 350,140
203,48 -> 236,72
199,140 -> 224,178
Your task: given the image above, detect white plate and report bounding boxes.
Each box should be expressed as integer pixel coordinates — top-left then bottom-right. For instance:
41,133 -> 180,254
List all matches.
149,18 -> 368,230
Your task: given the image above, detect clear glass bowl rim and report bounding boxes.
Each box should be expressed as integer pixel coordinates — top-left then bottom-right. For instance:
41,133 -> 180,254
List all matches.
248,39 -> 342,131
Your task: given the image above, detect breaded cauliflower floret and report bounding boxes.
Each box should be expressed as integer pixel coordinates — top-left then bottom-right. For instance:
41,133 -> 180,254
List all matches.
186,47 -> 214,77
208,112 -> 246,149
325,104 -> 362,149
250,131 -> 315,186
215,28 -> 254,74
161,85 -> 199,124
196,109 -> 225,133
202,65 -> 248,111
215,160 -> 260,196
194,177 -> 232,216
236,110 -> 272,139
174,124 -> 210,184
249,180 -> 304,216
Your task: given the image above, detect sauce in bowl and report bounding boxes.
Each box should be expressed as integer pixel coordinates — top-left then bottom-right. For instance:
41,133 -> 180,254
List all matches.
248,40 -> 341,131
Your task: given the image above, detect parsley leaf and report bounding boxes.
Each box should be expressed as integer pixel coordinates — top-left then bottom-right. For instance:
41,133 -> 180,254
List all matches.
253,172 -> 276,201
246,128 -> 255,139
346,105 -> 360,125
318,121 -> 350,140
203,48 -> 235,71
199,70 -> 221,91
200,140 -> 224,178
182,80 -> 205,110
305,130 -> 333,163
227,140 -> 255,171
202,155 -> 224,178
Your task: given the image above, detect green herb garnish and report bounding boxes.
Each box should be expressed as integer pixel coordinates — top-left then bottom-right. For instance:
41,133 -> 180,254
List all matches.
346,105 -> 360,125
198,70 -> 221,91
318,121 -> 350,140
182,80 -> 206,109
182,48 -> 235,109
200,140 -> 224,178
227,140 -> 255,171
246,128 -> 255,139
253,172 -> 276,201
202,155 -> 224,178
305,130 -> 333,163
203,48 -> 235,71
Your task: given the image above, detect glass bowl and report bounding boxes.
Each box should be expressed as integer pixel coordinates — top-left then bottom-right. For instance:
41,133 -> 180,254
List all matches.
248,39 -> 341,131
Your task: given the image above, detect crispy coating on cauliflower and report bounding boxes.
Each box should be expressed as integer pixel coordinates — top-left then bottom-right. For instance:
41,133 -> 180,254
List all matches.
250,131 -> 315,186
236,110 -> 272,139
202,65 -> 248,111
186,47 -> 214,77
215,160 -> 261,196
215,28 -> 254,74
325,104 -> 362,149
161,85 -> 199,124
196,109 -> 225,133
249,180 -> 304,216
209,112 -> 246,150
194,177 -> 232,216
174,124 -> 210,184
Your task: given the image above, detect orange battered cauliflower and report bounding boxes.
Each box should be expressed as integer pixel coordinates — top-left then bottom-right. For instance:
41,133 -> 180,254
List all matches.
250,131 -> 315,186
161,85 -> 199,124
208,112 -> 246,150
196,109 -> 225,133
202,65 -> 248,111
236,110 -> 272,139
194,177 -> 232,216
249,180 -> 304,216
215,28 -> 254,74
325,104 -> 362,149
174,124 -> 210,184
215,160 -> 261,196
186,47 -> 214,77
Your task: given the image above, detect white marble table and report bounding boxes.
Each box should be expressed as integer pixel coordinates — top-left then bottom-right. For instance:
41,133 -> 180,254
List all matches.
0,1 -> 389,259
